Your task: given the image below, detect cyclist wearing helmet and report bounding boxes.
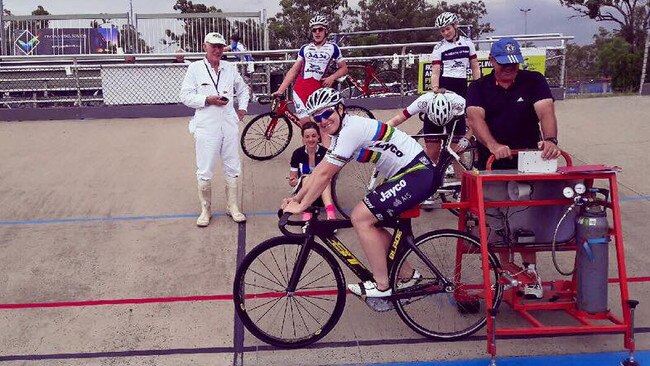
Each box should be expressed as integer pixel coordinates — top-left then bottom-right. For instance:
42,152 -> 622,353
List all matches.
427,12 -> 480,165
272,15 -> 348,147
282,88 -> 442,298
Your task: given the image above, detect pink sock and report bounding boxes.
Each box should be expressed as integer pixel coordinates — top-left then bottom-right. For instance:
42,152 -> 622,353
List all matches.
325,204 -> 336,220
302,212 -> 312,221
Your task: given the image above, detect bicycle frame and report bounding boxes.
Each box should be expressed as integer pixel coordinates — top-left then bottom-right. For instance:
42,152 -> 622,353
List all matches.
283,215 -> 453,300
343,64 -> 397,97
262,97 -> 301,140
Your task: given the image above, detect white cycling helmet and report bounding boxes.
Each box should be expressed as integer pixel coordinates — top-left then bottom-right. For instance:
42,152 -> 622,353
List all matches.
309,15 -> 329,29
435,12 -> 458,28
306,88 -> 343,115
427,93 -> 454,127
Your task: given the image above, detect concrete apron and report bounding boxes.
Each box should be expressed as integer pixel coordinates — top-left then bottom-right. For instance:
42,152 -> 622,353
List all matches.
0,96 -> 649,365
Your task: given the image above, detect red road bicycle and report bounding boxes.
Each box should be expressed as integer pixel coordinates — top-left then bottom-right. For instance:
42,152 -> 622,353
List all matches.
240,95 -> 375,161
338,64 -> 412,99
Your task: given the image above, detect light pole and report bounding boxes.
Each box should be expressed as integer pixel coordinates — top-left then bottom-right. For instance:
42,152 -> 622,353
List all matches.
520,8 -> 531,34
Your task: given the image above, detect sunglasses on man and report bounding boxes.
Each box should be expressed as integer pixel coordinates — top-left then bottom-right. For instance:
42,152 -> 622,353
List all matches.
311,27 -> 326,34
312,107 -> 336,123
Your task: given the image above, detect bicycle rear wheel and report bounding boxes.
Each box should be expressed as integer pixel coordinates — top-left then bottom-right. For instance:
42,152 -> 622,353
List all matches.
240,112 -> 293,161
233,236 -> 346,348
331,161 -> 382,219
369,70 -> 411,96
391,229 -> 502,340
345,105 -> 375,119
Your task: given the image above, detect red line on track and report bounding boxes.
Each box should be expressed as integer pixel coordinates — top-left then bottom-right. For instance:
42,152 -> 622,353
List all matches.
1,276 -> 648,310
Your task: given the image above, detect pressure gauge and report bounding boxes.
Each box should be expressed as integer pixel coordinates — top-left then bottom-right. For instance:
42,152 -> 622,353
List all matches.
562,187 -> 575,198
574,183 -> 586,195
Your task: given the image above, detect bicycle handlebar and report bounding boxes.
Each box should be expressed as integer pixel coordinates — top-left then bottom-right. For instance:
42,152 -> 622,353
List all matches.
277,208 -> 313,237
486,149 -> 573,170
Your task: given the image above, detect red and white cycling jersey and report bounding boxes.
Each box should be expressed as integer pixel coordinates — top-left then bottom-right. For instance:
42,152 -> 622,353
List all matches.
294,42 -> 343,102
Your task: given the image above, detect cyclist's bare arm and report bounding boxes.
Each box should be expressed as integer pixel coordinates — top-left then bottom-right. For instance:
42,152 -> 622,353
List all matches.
467,106 -> 510,159
431,64 -> 441,91
323,60 -> 348,87
386,112 -> 408,127
274,59 -> 304,95
470,58 -> 481,80
284,161 -> 340,213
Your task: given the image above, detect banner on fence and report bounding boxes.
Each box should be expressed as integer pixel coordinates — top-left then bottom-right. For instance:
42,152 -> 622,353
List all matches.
417,48 -> 547,93
14,27 -> 120,55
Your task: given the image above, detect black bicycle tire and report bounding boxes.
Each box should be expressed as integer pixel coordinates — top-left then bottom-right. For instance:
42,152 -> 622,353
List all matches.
240,112 -> 293,161
345,105 -> 375,119
233,236 -> 347,348
390,229 -> 503,340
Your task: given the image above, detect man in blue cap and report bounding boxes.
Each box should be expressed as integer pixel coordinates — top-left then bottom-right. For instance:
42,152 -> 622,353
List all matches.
466,37 -> 561,299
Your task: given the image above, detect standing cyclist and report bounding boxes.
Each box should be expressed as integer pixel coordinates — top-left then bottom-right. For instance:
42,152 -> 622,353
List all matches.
427,12 -> 480,163
282,88 -> 443,297
272,15 -> 348,147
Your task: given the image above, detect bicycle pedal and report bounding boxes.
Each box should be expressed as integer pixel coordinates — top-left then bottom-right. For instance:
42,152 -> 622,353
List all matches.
364,297 -> 394,312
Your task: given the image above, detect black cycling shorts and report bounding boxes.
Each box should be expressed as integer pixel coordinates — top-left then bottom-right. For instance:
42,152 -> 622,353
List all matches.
362,152 -> 441,222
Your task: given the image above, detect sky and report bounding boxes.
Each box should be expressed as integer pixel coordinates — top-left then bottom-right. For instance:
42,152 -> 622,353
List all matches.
1,0 -> 615,45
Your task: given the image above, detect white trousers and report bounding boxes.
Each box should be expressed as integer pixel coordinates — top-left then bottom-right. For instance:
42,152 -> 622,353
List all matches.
194,123 -> 241,181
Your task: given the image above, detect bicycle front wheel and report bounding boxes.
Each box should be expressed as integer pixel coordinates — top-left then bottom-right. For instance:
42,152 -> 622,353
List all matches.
331,161 -> 382,219
233,236 -> 346,348
240,112 -> 293,161
391,229 -> 502,340
345,105 -> 375,119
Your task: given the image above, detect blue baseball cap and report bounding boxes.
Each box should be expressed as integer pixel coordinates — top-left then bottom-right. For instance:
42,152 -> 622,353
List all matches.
490,37 -> 525,64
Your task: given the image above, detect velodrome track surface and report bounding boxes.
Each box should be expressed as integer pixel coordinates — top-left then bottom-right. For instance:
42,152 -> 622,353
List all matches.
0,95 -> 649,365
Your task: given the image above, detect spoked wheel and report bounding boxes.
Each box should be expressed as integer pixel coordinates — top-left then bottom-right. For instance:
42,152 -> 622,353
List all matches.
345,105 -> 375,119
369,70 -> 411,96
331,161 -> 383,219
240,112 -> 293,161
390,229 -> 502,340
233,236 -> 346,348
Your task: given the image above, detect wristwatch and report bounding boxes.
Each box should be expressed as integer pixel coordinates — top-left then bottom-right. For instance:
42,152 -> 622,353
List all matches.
544,137 -> 558,145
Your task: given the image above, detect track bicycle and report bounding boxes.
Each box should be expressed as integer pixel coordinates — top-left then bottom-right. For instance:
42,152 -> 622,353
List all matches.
240,95 -> 375,161
331,119 -> 476,219
338,63 -> 412,99
233,207 -> 503,348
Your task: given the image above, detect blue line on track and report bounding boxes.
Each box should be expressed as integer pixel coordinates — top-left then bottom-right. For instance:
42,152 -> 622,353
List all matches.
1,195 -> 648,226
347,350 -> 649,366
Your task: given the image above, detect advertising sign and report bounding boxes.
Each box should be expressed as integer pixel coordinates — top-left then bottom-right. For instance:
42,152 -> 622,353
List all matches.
417,48 -> 547,93
14,27 -> 120,55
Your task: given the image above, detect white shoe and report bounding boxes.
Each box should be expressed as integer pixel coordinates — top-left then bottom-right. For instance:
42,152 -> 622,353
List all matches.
397,269 -> 422,290
348,281 -> 392,298
196,180 -> 211,227
225,176 -> 246,223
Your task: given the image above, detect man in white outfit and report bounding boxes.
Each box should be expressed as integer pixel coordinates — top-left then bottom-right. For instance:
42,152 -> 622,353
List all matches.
180,32 -> 250,226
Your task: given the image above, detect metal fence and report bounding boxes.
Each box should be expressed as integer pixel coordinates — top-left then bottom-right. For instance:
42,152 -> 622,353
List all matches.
1,11 -> 266,56
0,35 -> 572,109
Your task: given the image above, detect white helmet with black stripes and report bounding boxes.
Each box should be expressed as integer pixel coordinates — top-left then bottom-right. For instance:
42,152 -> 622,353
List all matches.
306,88 -> 343,115
427,93 -> 454,127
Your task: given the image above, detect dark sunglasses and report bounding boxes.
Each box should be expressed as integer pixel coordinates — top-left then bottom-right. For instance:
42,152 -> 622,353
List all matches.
313,107 -> 336,123
311,27 -> 326,33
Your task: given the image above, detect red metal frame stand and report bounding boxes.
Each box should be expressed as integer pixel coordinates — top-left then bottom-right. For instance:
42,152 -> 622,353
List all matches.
454,169 -> 636,362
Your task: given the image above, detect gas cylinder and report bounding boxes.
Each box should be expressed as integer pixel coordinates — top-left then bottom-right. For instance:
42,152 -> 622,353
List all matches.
576,195 -> 610,314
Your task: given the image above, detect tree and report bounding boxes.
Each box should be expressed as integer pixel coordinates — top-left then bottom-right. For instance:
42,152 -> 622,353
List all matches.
162,0 -> 229,52
596,35 -> 643,91
268,0 -> 351,49
351,0 -> 492,48
559,0 -> 650,52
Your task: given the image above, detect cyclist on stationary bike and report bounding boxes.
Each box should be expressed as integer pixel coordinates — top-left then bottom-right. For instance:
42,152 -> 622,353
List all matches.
272,15 -> 348,147
282,88 -> 443,297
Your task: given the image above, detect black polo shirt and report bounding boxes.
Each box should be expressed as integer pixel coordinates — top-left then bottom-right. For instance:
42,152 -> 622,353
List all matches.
467,69 -> 553,169
290,145 -> 327,177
